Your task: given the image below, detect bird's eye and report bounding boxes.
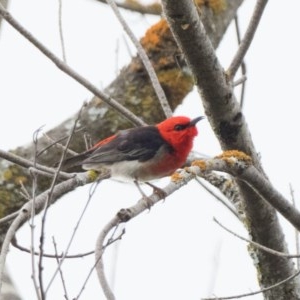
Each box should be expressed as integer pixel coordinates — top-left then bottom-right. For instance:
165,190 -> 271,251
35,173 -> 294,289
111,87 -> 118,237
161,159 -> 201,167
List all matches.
174,124 -> 187,131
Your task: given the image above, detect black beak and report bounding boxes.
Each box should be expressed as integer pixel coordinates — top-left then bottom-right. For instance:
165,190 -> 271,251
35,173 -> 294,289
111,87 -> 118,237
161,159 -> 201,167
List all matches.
189,116 -> 205,126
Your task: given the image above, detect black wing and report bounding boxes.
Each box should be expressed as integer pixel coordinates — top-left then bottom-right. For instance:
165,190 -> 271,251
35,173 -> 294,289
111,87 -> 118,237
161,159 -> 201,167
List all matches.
82,126 -> 173,165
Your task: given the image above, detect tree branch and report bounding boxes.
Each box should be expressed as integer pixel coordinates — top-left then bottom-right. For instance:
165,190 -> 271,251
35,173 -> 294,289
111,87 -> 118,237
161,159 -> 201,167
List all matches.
161,0 -> 300,297
227,0 -> 268,79
0,1 -> 243,248
0,3 -> 145,127
0,173 -> 93,296
94,150 -> 300,297
96,0 -> 161,15
106,0 -> 172,118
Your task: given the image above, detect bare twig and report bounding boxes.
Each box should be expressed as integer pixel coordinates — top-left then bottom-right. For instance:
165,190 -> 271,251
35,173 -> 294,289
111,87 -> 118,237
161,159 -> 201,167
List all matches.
233,75 -> 247,87
38,106 -> 85,299
52,237 -> 70,300
76,227 -> 125,299
37,126 -> 85,157
58,0 -> 67,62
45,181 -> 100,294
290,183 -> 300,268
19,180 -> 31,200
95,217 -> 120,300
227,0 -> 268,79
0,149 -> 73,180
0,172 -> 92,296
0,212 -> 19,225
233,15 -> 247,108
195,177 -> 240,220
0,4 -> 145,127
202,270 -> 300,300
12,239 -> 94,258
42,133 -> 77,156
31,128 -> 43,300
96,0 -> 161,15
105,0 -> 172,118
214,218 -> 300,258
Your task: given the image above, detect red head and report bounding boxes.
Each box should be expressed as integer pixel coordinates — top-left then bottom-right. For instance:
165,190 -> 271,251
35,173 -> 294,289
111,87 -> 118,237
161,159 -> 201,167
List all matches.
156,116 -> 204,158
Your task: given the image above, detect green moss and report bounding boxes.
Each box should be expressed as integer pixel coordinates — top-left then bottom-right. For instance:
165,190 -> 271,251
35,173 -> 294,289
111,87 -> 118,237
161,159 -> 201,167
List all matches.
0,189 -> 11,218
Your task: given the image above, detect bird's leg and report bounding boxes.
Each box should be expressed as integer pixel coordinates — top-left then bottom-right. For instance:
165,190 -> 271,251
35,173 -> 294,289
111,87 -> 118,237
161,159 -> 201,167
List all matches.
145,182 -> 167,200
134,180 -> 153,209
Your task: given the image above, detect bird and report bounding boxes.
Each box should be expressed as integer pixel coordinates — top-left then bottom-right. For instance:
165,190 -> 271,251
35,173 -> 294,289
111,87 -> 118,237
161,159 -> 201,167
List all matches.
62,115 -> 204,201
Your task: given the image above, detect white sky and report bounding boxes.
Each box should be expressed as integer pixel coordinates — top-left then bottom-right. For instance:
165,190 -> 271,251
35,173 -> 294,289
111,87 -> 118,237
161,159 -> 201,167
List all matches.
1,1 -> 300,299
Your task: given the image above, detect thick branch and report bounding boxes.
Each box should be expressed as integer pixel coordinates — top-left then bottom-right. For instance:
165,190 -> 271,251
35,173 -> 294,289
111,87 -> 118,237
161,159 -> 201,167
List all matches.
161,1 -> 300,298
94,151 -> 300,298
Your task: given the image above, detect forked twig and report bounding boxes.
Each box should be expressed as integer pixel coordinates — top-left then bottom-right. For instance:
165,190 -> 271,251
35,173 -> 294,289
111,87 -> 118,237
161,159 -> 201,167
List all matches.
227,0 -> 268,79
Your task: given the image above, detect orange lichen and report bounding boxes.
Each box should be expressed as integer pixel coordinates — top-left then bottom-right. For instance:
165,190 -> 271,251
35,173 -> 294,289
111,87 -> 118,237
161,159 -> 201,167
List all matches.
157,69 -> 194,106
191,160 -> 207,171
216,150 -> 252,165
196,0 -> 206,7
140,19 -> 171,51
208,0 -> 227,13
171,172 -> 184,182
195,0 -> 227,14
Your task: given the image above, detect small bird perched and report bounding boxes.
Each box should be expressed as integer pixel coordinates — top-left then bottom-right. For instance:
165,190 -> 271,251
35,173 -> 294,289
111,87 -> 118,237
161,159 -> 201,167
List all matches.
62,116 -> 204,198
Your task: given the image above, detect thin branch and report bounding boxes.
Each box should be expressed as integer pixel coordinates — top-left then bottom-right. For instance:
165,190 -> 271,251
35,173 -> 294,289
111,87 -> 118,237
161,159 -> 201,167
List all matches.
42,133 -> 78,156
0,149 -> 73,180
45,181 -> 100,294
227,0 -> 268,79
31,128 -> 43,300
0,172 -> 93,296
214,218 -> 300,258
195,177 -> 240,220
76,227 -> 125,300
233,15 -> 247,108
19,180 -> 31,200
202,270 -> 300,300
38,106 -> 85,299
93,151 -> 300,296
233,75 -> 247,87
96,0 -> 161,15
0,4 -> 145,127
190,152 -> 300,232
52,237 -> 70,300
0,212 -> 19,225
95,216 -> 119,300
93,169 -> 227,297
58,0 -> 67,62
290,183 -> 300,269
105,0 -> 172,118
12,239 -> 94,258
37,126 -> 85,157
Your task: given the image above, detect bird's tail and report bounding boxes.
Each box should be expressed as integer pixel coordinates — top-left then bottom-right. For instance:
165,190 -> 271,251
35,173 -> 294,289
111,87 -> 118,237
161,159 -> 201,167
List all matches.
55,149 -> 93,171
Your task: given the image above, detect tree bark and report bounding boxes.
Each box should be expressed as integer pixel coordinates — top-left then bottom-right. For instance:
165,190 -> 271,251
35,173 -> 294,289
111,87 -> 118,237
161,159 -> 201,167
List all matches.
161,0 -> 300,299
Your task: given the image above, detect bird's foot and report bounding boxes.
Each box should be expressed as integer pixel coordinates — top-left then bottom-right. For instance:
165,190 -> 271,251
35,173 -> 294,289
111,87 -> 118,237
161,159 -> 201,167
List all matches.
145,182 -> 167,200
134,180 -> 153,210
